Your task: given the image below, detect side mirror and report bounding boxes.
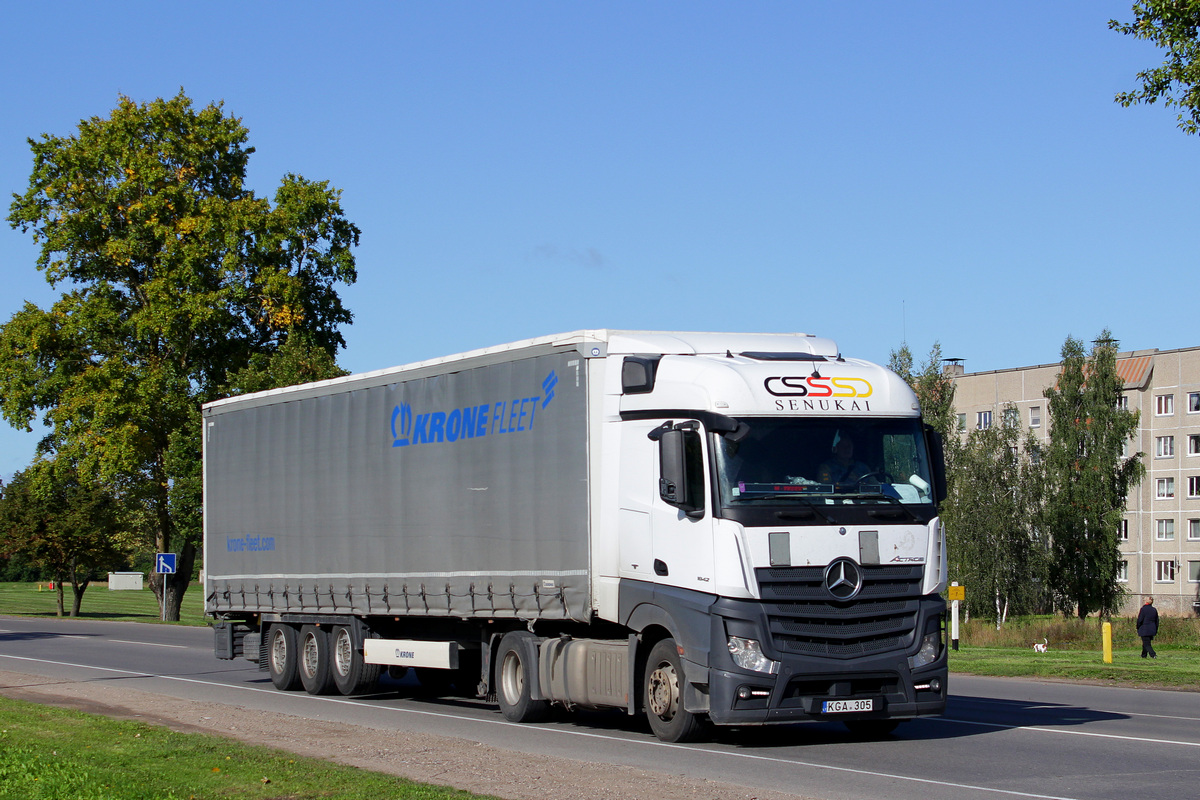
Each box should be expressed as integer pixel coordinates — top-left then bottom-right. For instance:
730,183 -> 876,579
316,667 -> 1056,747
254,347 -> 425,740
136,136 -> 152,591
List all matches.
925,426 -> 948,505
659,428 -> 687,505
659,427 -> 703,517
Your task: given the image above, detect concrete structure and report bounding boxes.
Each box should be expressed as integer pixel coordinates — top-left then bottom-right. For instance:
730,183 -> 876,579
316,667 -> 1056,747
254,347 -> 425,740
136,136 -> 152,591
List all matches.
950,346 -> 1200,617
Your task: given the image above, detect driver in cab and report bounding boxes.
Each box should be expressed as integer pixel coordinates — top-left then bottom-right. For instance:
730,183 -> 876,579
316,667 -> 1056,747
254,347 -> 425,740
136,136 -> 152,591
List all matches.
817,433 -> 871,485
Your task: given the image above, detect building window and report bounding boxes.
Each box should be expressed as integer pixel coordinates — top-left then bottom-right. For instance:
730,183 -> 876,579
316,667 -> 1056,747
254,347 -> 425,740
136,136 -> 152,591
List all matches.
1191,477 -> 1200,498
956,413 -> 966,432
1029,406 -> 1041,428
1117,560 -> 1129,582
1156,394 -> 1174,415
1156,560 -> 1176,582
977,411 -> 992,430
1156,436 -> 1175,458
1117,394 -> 1129,411
1191,435 -> 1200,456
1002,408 -> 1019,427
1189,519 -> 1200,541
1189,560 -> 1200,583
1156,477 -> 1175,499
1190,392 -> 1200,413
1120,519 -> 1129,541
1156,519 -> 1175,540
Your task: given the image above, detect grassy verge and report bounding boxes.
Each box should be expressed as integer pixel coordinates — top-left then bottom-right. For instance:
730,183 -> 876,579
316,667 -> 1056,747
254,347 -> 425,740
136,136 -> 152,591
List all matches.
0,582 -> 206,626
0,695 -> 491,800
949,615 -> 1200,689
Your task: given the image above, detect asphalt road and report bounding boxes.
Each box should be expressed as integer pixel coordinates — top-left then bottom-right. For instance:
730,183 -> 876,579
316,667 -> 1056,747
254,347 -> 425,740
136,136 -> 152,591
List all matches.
2,616 -> 1198,800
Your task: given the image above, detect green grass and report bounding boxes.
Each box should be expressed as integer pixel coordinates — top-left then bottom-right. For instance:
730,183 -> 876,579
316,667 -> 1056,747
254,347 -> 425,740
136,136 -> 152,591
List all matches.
0,582 -> 206,626
0,696 -> 492,800
949,615 -> 1200,689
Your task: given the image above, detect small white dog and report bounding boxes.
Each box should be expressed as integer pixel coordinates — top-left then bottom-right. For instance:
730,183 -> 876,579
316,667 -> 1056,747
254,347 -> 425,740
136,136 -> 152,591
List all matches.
1032,637 -> 1049,653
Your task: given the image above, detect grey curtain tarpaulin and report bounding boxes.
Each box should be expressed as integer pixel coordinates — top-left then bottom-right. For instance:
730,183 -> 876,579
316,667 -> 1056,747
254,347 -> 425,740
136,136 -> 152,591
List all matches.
204,351 -> 591,622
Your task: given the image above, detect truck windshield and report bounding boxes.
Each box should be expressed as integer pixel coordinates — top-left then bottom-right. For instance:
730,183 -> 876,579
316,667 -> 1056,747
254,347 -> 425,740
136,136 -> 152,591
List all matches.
714,417 -> 935,507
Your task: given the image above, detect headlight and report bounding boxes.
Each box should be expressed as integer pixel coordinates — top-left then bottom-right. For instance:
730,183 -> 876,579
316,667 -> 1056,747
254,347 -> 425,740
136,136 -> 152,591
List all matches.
727,636 -> 780,674
908,632 -> 941,669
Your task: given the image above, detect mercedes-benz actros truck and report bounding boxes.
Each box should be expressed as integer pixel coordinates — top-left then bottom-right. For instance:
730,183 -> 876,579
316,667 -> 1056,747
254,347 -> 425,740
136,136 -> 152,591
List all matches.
205,330 -> 948,742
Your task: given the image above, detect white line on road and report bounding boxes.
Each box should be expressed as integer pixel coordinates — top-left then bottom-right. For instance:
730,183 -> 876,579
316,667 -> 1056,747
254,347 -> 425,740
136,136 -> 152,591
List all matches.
953,696 -> 1200,724
936,715 -> 1200,747
0,652 -> 1096,800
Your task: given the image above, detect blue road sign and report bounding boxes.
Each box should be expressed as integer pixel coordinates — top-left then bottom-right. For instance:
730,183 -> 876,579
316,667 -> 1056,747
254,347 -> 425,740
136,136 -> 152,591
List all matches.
155,552 -> 177,574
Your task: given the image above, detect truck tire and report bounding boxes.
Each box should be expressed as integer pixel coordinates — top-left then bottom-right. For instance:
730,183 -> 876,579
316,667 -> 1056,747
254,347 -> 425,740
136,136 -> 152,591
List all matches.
267,624 -> 302,691
298,624 -> 335,695
495,631 -> 549,723
644,638 -> 705,743
331,624 -> 380,696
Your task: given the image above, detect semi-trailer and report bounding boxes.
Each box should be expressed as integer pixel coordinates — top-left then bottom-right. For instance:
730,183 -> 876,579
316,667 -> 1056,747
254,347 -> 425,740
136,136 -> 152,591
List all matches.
205,330 -> 948,742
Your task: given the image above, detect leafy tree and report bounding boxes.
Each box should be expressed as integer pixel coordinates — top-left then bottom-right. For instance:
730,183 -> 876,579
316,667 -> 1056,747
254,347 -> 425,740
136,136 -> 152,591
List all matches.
888,341 -> 958,443
0,462 -> 125,616
1,92 -> 359,619
1041,332 -> 1144,619
942,406 -> 1047,627
1111,1 -> 1200,134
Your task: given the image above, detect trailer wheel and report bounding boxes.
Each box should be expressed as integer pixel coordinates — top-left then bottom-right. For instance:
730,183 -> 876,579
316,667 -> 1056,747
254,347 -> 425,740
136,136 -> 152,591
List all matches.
267,624 -> 302,691
495,631 -> 549,723
644,638 -> 705,743
298,625 -> 335,695
331,624 -> 380,696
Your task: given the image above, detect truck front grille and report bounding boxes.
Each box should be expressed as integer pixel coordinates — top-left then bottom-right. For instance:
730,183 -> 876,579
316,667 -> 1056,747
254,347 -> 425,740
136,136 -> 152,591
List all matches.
754,565 -> 923,659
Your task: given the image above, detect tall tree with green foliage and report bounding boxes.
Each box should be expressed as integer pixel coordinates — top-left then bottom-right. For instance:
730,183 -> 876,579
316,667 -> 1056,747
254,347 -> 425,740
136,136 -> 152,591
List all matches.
1,92 -> 359,619
1041,332 -> 1143,619
941,406 -> 1047,627
0,461 -> 125,616
1111,1 -> 1200,134
888,341 -> 957,443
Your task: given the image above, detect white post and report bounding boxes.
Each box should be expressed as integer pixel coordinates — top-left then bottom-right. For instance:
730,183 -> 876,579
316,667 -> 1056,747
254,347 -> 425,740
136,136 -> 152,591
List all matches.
951,581 -> 960,651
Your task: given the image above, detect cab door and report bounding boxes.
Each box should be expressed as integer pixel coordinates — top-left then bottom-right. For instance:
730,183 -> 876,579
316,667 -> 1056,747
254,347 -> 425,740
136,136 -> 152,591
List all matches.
648,421 -> 716,593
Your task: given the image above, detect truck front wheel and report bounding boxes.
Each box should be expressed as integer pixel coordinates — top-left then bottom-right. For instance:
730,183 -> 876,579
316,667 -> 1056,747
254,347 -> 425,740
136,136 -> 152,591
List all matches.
331,624 -> 380,696
644,638 -> 705,743
267,624 -> 301,691
299,625 -> 335,695
495,631 -> 549,723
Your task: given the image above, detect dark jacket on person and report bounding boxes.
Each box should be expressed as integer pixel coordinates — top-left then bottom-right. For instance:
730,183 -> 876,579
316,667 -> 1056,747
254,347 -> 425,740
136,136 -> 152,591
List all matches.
1136,603 -> 1159,638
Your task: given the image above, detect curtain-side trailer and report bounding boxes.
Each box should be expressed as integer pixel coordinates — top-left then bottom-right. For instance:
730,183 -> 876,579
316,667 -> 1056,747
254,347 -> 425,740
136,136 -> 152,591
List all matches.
205,330 -> 948,742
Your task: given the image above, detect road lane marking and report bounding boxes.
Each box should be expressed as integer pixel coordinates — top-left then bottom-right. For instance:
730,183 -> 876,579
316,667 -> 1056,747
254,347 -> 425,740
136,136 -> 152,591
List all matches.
952,696 -> 1200,724
934,715 -> 1200,747
109,639 -> 189,649
0,652 -> 1096,800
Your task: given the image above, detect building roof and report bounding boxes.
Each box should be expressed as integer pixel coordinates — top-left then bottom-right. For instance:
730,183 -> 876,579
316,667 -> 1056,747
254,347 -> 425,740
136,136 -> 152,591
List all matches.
1114,355 -> 1153,390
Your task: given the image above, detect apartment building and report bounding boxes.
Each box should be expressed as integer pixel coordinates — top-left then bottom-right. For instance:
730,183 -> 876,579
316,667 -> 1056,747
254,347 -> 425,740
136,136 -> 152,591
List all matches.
949,346 -> 1200,617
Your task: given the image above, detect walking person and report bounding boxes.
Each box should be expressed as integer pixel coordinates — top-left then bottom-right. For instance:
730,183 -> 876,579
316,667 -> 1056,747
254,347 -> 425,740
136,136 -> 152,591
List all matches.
1136,596 -> 1159,659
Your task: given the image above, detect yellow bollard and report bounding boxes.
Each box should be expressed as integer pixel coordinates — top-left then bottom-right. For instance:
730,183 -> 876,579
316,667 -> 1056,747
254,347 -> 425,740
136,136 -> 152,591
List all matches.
1103,621 -> 1113,664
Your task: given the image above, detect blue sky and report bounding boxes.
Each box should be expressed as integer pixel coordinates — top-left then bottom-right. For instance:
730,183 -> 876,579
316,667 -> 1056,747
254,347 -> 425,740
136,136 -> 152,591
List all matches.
0,1 -> 1194,478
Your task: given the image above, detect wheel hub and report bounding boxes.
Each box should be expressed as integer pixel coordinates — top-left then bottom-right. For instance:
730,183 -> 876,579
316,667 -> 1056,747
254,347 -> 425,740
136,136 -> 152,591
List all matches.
647,664 -> 679,719
334,631 -> 352,677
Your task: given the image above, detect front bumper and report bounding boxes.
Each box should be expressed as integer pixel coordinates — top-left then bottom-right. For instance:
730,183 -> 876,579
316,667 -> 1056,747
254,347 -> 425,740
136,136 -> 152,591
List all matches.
703,596 -> 948,726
